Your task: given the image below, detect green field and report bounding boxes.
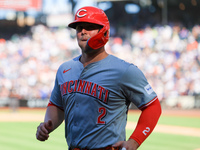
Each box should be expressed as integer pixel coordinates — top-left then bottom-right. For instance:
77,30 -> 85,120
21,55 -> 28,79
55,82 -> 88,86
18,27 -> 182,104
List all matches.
0,109 -> 200,150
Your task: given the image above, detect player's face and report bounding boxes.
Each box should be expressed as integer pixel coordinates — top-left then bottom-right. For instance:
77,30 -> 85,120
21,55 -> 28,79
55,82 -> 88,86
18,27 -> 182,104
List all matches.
76,22 -> 102,51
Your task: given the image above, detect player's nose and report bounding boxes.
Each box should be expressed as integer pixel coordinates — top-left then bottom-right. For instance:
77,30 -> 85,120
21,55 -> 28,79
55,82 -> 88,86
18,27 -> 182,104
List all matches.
81,28 -> 87,34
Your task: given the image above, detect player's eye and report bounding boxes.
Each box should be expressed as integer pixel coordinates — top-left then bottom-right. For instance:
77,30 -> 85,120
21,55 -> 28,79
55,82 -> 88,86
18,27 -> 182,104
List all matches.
76,25 -> 95,31
76,24 -> 102,32
87,25 -> 96,30
76,26 -> 83,32
86,25 -> 102,30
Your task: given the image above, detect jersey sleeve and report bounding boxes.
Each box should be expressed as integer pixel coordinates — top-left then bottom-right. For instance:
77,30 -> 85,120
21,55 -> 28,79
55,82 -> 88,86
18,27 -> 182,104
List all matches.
49,72 -> 64,109
120,64 -> 157,109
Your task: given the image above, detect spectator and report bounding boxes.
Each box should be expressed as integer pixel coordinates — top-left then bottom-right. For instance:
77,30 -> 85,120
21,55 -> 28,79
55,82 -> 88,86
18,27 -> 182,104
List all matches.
0,24 -> 200,107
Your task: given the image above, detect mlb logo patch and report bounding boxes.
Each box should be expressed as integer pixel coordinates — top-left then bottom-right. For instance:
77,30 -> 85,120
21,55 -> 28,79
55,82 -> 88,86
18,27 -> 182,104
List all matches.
144,84 -> 154,95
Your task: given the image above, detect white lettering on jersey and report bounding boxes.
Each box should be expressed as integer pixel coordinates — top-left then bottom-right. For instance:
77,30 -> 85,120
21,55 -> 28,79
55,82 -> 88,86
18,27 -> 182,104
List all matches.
77,9 -> 87,18
144,84 -> 153,95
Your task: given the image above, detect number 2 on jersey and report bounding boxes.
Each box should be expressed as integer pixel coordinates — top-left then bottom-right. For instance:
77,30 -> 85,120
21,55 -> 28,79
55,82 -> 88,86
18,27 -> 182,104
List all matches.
97,107 -> 106,124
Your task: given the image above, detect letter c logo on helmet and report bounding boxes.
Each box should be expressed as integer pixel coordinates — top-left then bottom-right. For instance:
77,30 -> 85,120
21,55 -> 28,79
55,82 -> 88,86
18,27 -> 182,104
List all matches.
77,9 -> 87,18
68,6 -> 110,50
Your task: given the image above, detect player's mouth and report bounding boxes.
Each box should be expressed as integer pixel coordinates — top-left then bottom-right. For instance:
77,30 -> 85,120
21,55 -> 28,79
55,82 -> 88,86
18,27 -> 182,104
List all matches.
81,38 -> 88,41
81,36 -> 89,41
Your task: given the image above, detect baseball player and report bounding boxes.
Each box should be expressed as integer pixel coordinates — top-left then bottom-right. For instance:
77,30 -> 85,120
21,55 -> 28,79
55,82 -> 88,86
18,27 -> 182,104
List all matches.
36,6 -> 161,150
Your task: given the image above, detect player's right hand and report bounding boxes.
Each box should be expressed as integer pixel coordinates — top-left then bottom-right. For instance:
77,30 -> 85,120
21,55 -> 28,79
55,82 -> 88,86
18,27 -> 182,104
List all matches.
36,120 -> 53,141
112,139 -> 139,150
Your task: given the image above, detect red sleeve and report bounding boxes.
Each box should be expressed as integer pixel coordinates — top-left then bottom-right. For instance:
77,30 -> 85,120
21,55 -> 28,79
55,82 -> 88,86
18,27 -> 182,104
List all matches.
47,101 -> 64,111
129,97 -> 162,145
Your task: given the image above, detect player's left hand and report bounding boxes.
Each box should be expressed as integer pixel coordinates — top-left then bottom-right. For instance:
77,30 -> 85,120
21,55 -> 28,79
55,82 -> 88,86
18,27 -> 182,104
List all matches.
112,138 -> 139,150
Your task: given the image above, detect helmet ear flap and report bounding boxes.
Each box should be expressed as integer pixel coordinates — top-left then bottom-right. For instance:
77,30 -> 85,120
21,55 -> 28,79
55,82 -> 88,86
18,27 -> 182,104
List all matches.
87,26 -> 109,49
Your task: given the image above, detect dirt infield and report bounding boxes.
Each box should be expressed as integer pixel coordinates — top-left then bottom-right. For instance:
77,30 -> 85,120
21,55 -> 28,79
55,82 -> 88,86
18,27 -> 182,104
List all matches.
0,107 -> 200,137
159,109 -> 200,118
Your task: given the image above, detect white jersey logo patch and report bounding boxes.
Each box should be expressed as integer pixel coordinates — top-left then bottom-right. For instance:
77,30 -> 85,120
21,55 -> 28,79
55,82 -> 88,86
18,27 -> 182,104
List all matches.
144,84 -> 153,95
77,9 -> 87,18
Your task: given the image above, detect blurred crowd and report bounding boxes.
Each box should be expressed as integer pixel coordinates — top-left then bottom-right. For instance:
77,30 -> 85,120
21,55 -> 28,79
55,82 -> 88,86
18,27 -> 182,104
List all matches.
0,24 -> 200,102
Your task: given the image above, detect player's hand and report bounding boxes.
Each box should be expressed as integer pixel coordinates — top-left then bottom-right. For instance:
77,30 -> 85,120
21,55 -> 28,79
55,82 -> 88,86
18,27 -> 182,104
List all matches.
112,139 -> 139,150
36,120 -> 53,141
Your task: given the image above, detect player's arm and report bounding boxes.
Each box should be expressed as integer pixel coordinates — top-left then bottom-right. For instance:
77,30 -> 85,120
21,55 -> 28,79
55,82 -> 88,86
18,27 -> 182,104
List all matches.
113,98 -> 161,150
129,98 -> 161,145
36,68 -> 65,141
113,65 -> 161,149
36,104 -> 64,141
44,105 -> 64,132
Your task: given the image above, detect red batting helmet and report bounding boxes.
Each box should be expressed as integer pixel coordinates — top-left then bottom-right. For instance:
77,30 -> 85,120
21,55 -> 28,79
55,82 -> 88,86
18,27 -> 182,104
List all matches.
68,6 -> 110,49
